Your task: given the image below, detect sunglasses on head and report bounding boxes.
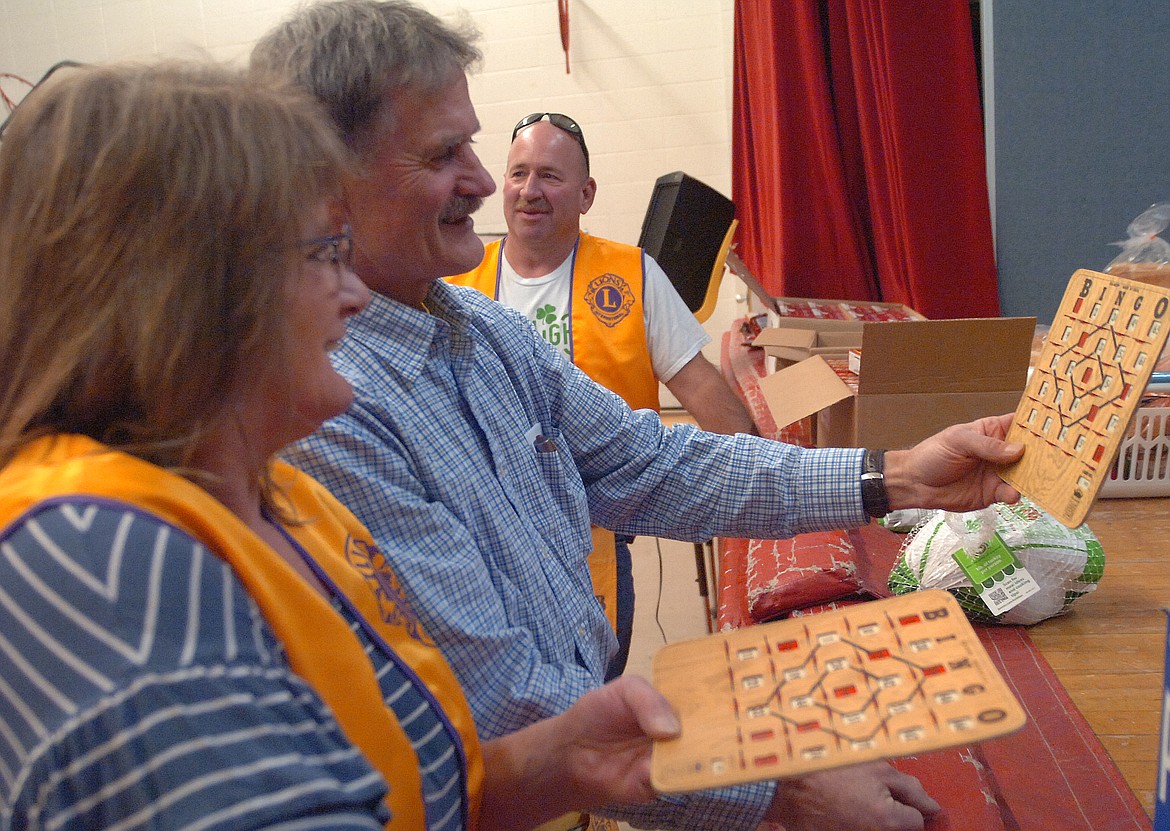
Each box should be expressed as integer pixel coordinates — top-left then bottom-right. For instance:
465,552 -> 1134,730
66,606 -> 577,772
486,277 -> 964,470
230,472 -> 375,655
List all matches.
511,112 -> 590,173
0,60 -> 86,141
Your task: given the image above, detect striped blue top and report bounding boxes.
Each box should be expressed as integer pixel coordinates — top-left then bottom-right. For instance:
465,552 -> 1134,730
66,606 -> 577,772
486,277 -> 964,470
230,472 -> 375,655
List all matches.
0,497 -> 465,831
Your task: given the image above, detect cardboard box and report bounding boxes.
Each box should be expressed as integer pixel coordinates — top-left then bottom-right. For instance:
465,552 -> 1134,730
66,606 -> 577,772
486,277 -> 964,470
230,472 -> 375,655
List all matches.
756,317 -> 1036,449
753,318 -> 863,364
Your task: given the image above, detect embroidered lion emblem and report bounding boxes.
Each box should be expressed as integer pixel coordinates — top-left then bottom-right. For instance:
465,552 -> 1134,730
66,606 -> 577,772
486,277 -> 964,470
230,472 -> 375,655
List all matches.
346,535 -> 434,645
584,273 -> 634,327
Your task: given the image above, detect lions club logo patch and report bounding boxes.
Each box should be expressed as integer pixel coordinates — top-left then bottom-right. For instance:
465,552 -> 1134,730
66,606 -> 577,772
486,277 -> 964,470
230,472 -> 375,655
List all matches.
346,534 -> 434,645
585,273 -> 634,327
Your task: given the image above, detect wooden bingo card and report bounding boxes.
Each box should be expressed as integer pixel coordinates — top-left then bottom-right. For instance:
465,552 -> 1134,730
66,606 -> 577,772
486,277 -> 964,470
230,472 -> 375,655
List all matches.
999,269 -> 1170,527
650,591 -> 1026,793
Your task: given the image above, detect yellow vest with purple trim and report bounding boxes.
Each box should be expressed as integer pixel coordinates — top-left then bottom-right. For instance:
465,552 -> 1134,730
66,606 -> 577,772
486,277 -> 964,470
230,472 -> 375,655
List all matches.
451,232 -> 660,411
0,435 -> 484,831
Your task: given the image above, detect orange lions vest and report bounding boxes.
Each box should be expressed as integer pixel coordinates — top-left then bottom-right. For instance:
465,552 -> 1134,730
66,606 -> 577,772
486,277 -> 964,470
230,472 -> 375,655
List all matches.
0,435 -> 483,831
452,233 -> 660,411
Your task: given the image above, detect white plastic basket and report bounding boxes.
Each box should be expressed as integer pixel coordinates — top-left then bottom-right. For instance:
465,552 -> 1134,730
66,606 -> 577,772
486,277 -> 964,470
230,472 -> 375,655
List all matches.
1100,405 -> 1170,497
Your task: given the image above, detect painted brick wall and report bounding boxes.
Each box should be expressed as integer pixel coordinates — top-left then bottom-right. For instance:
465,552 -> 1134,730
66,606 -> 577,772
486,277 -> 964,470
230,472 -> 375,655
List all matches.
0,0 -> 751,401
2,0 -> 735,245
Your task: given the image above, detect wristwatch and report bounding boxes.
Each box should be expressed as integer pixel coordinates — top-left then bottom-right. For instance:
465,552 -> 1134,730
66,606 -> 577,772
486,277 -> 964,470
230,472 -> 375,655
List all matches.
861,449 -> 890,518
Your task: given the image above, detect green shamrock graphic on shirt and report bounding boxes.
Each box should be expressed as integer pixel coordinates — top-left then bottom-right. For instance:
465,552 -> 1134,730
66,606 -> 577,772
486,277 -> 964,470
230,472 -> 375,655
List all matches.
534,304 -> 571,354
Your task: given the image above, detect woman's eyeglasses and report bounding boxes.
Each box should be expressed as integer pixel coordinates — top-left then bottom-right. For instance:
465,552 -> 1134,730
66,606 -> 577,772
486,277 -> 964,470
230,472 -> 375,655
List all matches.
301,224 -> 354,271
511,112 -> 589,173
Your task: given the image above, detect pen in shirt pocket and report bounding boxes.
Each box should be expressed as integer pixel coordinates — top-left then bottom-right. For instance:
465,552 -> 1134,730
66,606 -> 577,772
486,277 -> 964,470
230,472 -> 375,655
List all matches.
525,422 -> 558,453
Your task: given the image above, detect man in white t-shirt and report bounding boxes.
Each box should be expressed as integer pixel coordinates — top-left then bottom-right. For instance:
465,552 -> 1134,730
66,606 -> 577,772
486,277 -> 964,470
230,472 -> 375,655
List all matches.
452,112 -> 753,435
450,112 -> 754,676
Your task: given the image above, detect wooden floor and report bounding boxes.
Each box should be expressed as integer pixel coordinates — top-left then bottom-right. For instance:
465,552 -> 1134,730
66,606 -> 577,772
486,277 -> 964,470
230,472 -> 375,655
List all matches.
1027,495 -> 1168,819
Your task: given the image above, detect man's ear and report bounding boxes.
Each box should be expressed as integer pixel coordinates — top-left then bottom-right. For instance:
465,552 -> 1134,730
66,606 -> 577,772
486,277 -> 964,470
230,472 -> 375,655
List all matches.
580,177 -> 597,215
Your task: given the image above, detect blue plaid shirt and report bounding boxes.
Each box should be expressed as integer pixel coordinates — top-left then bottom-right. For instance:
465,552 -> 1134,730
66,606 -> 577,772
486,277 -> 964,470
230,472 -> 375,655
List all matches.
286,280 -> 868,830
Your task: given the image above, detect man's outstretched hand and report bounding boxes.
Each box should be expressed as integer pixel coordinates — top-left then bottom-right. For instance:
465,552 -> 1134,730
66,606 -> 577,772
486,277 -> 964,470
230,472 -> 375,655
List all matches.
885,413 -> 1025,513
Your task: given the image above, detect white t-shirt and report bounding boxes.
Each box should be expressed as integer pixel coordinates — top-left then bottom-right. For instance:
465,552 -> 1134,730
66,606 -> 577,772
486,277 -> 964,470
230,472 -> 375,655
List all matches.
497,246 -> 710,383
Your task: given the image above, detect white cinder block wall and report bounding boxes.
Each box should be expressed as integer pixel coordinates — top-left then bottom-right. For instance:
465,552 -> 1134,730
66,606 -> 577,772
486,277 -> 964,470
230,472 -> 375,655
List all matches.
0,0 -> 750,405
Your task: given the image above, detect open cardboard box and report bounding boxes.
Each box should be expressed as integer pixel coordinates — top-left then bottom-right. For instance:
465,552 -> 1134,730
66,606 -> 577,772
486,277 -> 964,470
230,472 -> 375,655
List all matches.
753,318 -> 863,363
755,317 -> 1036,449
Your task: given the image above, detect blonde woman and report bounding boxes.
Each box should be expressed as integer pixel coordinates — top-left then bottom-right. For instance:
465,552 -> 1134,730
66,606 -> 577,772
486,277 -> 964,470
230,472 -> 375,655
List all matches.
0,62 -> 677,831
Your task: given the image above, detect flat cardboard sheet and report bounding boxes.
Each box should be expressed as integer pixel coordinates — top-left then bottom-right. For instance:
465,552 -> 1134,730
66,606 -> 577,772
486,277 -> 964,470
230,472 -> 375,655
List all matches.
757,355 -> 852,429
856,318 -> 1034,395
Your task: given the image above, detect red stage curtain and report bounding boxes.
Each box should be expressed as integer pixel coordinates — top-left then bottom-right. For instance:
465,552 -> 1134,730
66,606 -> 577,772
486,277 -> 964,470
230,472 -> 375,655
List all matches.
732,0 -> 1000,319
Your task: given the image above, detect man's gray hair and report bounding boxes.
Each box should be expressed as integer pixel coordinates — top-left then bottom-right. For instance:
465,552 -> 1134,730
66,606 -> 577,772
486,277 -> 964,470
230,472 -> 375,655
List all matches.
251,0 -> 481,155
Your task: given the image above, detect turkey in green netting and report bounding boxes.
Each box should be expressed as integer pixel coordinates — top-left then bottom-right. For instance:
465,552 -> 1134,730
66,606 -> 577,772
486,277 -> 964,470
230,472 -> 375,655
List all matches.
888,496 -> 1104,625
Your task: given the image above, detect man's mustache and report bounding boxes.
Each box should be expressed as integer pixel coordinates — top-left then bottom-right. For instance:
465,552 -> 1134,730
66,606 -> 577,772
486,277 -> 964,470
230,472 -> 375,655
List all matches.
441,195 -> 484,222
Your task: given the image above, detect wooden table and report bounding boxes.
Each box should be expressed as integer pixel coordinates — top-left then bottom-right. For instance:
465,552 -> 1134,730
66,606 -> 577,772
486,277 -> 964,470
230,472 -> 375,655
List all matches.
718,318 -> 1165,818
1028,496 -> 1169,817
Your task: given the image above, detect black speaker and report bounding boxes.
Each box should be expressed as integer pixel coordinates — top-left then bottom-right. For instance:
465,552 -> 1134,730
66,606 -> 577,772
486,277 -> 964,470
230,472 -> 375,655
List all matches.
637,171 -> 736,315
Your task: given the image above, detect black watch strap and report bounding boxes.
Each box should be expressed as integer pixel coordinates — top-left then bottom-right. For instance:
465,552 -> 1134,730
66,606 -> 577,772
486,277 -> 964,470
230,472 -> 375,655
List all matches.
861,449 -> 890,518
